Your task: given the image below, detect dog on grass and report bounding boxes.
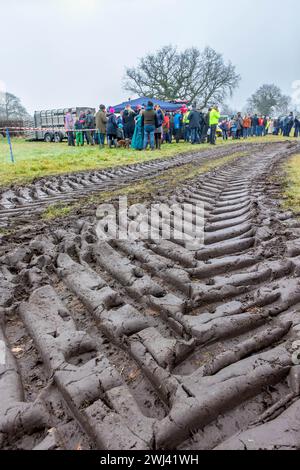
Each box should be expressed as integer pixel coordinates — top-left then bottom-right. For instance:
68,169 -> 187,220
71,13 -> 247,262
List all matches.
117,138 -> 131,149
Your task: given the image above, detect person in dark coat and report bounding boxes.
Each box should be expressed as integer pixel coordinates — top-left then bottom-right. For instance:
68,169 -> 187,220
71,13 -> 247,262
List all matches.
287,112 -> 294,136
251,114 -> 259,136
122,105 -> 136,140
169,113 -> 174,143
294,116 -> 300,138
106,107 -> 118,148
154,104 -> 165,149
74,117 -> 84,146
116,114 -> 124,141
198,111 -> 205,142
282,115 -> 289,136
273,118 -> 279,135
79,112 -> 86,143
201,108 -> 210,143
85,109 -> 95,145
235,113 -> 244,139
220,119 -> 229,140
188,105 -> 201,144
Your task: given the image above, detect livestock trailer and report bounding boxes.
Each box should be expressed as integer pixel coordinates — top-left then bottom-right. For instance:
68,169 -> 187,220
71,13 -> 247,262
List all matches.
28,107 -> 95,142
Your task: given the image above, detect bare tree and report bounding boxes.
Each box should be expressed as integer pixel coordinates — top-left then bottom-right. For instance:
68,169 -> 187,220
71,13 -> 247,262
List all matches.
247,84 -> 291,116
124,45 -> 240,109
0,92 -> 30,120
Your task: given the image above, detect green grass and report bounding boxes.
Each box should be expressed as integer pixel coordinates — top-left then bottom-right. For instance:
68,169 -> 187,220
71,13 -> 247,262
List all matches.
41,204 -> 72,220
282,154 -> 300,213
0,227 -> 15,236
0,134 -> 298,187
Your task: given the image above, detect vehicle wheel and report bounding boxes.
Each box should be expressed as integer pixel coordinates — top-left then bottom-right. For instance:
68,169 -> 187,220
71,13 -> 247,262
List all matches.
54,133 -> 62,143
44,133 -> 52,143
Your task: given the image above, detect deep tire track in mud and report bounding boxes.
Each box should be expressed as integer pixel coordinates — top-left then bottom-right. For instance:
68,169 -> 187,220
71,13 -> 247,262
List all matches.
0,143 -> 272,228
1,141 -> 300,450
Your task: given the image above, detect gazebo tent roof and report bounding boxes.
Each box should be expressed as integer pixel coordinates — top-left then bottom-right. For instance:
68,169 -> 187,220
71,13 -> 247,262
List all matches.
111,97 -> 182,113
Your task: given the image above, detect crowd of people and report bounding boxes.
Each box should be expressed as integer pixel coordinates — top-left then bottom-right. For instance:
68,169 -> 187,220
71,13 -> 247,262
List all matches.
219,112 -> 299,140
64,104 -> 300,150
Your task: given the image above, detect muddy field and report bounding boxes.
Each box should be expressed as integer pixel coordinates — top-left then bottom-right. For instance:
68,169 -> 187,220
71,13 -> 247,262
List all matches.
0,143 -> 266,229
1,141 -> 300,450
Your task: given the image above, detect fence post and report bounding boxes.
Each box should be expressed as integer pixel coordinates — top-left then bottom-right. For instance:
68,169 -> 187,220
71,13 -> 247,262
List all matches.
6,128 -> 15,163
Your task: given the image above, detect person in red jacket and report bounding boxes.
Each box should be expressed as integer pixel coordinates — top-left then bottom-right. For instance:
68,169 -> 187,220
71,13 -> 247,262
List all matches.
258,116 -> 264,136
162,114 -> 171,143
243,115 -> 251,138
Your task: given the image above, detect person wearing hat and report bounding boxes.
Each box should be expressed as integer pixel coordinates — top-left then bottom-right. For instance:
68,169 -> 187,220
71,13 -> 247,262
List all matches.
96,105 -> 107,148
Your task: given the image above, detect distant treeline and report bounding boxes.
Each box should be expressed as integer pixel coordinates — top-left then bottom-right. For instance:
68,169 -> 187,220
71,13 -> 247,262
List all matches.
0,119 -> 24,137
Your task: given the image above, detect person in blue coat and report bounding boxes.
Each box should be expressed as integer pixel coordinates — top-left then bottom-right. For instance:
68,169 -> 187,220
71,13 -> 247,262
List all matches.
131,108 -> 144,150
173,111 -> 182,143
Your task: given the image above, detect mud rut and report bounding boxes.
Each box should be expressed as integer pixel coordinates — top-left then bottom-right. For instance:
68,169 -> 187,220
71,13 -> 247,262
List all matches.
1,141 -> 300,450
0,143 -> 266,228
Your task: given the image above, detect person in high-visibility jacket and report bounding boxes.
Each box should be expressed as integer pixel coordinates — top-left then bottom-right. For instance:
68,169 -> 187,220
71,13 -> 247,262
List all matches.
209,106 -> 220,145
265,117 -> 271,135
183,110 -> 191,142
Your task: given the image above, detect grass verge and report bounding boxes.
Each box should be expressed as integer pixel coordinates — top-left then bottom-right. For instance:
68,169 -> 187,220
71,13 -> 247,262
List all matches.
282,153 -> 300,213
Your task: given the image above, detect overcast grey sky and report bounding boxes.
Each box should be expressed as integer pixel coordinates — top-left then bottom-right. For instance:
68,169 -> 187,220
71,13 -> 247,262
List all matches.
1,0 -> 299,113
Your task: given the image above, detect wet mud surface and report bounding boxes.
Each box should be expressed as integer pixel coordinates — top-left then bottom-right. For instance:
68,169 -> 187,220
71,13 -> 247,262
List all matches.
1,141 -> 300,450
0,143 -> 266,229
